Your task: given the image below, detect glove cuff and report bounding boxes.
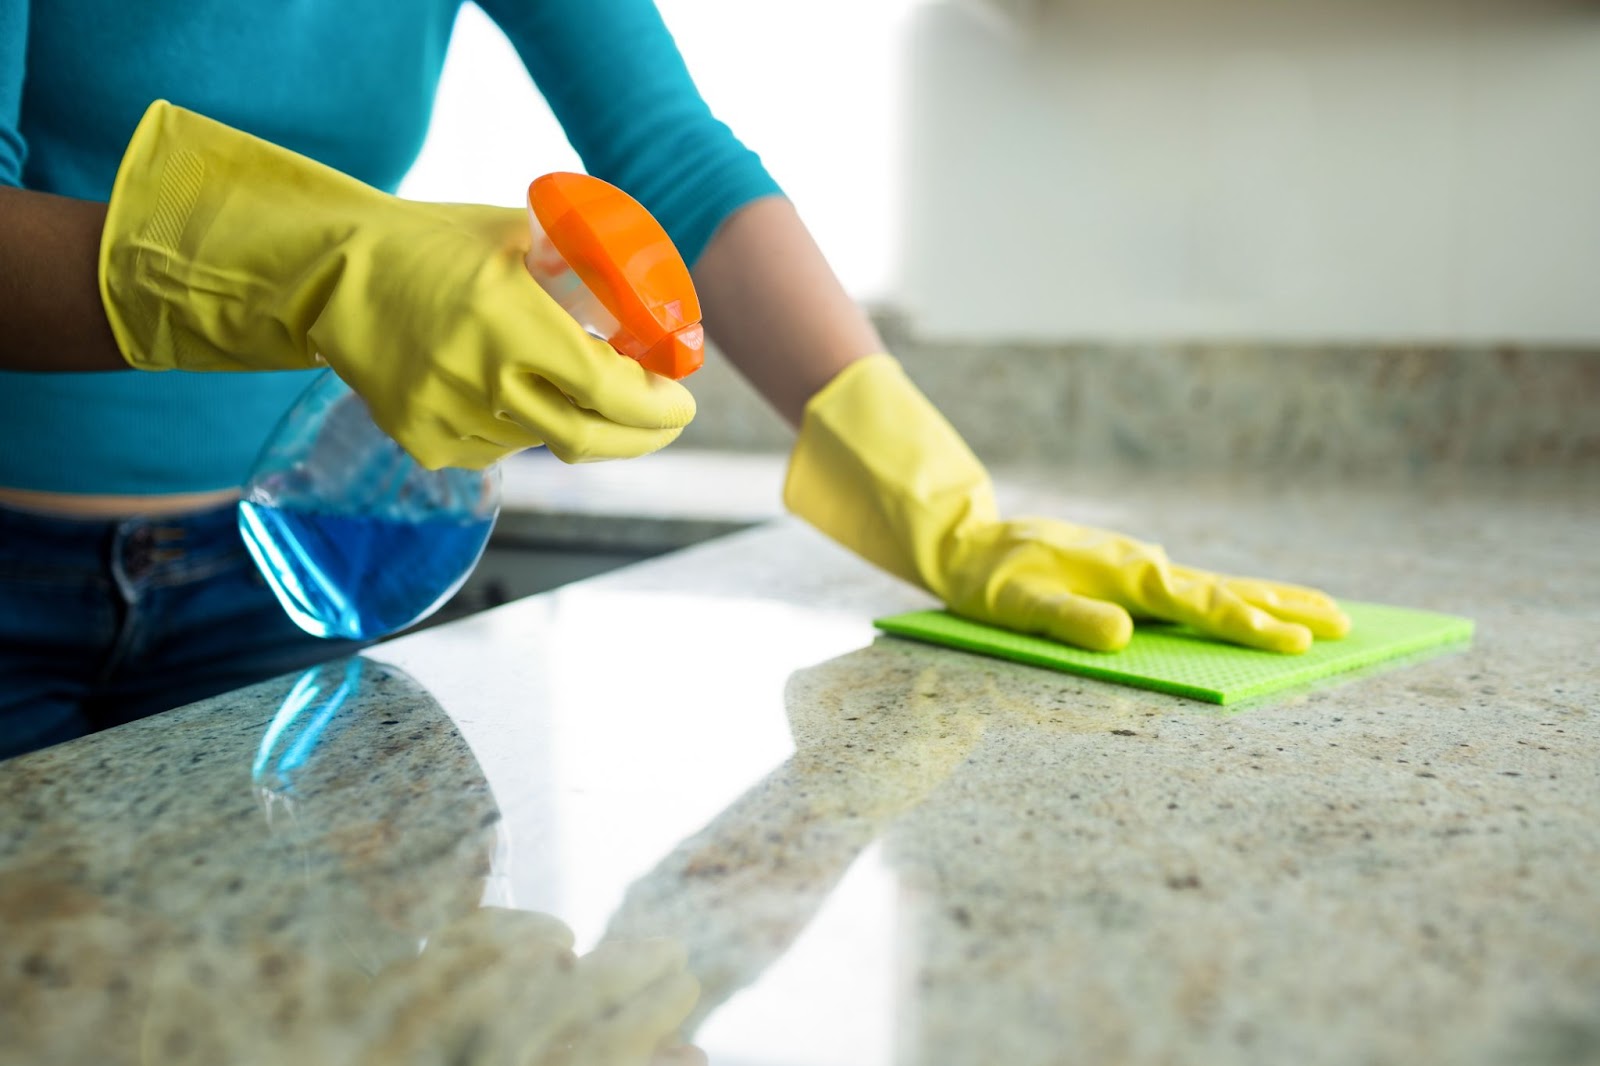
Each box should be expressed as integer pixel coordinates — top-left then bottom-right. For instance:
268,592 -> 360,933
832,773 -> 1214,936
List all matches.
99,101 -> 379,373
784,354 -> 997,595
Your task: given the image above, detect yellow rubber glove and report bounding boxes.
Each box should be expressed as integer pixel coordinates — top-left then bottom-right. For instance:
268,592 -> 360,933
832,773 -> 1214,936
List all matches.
785,355 -> 1351,654
99,101 -> 695,470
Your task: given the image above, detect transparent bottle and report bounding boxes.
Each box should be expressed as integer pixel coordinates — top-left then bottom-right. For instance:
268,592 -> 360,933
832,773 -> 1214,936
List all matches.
240,173 -> 704,642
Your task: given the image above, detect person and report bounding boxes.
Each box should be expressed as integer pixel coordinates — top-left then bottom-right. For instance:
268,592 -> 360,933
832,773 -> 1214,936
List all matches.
0,0 -> 1350,761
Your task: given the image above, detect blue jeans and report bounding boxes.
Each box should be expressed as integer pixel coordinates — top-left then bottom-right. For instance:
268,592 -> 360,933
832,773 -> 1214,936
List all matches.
0,501 -> 362,761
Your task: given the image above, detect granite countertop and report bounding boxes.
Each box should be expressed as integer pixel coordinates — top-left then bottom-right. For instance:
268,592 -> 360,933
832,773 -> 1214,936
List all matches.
2,468 -> 1597,1066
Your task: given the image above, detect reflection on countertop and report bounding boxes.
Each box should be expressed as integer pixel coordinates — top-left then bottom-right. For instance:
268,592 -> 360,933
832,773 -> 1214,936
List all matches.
2,470 -> 1597,1065
0,658 -> 700,1066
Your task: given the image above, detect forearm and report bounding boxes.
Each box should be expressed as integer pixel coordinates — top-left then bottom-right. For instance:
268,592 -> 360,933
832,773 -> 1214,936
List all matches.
691,196 -> 882,427
0,186 -> 124,371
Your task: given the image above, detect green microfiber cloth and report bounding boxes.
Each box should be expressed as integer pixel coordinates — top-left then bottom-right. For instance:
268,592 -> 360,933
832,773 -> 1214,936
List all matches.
874,601 -> 1472,705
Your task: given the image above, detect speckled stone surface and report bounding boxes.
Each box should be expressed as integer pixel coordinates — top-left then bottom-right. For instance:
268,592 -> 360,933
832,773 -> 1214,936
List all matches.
680,316 -> 1600,474
2,471 -> 1597,1065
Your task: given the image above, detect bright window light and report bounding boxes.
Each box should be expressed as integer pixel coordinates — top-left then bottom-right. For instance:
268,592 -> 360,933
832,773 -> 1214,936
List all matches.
401,1 -> 922,300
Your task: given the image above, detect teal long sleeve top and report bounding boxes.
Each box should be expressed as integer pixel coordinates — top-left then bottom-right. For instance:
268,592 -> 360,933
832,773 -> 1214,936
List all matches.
0,0 -> 780,494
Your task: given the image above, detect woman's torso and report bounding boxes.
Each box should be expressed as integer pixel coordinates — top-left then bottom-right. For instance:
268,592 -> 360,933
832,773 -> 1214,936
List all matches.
1,0 -> 463,513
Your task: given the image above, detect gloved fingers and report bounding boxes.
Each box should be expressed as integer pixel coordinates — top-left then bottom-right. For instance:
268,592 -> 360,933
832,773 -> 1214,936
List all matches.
568,352 -> 698,432
392,422 -> 516,472
497,300 -> 698,432
1155,570 -> 1315,653
474,410 -> 548,453
428,414 -> 546,469
496,372 -> 686,463
988,580 -> 1135,652
1209,574 -> 1352,639
372,372 -> 548,470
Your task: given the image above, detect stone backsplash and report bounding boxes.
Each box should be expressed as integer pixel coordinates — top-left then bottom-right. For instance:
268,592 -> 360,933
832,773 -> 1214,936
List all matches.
678,311 -> 1599,475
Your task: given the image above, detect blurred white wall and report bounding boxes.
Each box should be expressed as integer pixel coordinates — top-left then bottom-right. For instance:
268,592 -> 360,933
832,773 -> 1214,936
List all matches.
398,1 -> 1600,344
400,1 -> 919,300
901,0 -> 1600,342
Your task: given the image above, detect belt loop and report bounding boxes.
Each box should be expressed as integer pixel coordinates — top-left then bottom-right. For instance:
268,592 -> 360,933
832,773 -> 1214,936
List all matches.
111,517 -> 156,603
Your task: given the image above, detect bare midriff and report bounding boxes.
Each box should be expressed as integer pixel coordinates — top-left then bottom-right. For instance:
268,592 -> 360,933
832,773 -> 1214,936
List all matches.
0,485 -> 241,519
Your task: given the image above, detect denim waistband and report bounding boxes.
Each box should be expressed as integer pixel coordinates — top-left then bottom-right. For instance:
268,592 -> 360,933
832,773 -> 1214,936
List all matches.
0,500 -> 251,592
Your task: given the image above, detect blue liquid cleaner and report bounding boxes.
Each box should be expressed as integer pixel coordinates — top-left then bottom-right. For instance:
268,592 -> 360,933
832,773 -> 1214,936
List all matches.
239,501 -> 494,641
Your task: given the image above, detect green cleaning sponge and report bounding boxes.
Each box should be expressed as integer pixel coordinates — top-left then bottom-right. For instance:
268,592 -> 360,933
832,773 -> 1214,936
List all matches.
874,601 -> 1472,705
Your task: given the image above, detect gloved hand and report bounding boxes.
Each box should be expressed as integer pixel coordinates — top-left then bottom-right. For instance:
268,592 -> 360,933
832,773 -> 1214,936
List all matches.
99,101 -> 695,470
785,355 -> 1351,654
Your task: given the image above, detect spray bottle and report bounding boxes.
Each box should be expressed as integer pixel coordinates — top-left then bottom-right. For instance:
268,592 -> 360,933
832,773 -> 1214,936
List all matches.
238,174 -> 703,641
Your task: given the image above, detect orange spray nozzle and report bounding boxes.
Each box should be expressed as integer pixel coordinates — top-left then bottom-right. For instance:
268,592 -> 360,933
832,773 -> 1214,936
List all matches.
527,173 -> 704,380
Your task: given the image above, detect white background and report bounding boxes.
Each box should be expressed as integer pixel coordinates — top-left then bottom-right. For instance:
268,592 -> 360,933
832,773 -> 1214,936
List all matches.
403,0 -> 1600,343
400,0 -> 921,301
